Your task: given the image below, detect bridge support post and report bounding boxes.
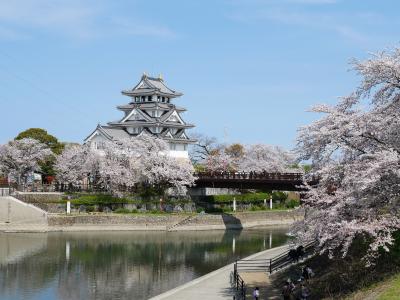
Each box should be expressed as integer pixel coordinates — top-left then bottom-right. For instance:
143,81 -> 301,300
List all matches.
233,197 -> 236,212
269,196 -> 273,210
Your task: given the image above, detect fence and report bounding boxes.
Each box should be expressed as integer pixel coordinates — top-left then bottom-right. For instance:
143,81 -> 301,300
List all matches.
232,265 -> 246,300
3,183 -> 112,193
196,171 -> 304,181
0,187 -> 11,197
232,242 -> 316,296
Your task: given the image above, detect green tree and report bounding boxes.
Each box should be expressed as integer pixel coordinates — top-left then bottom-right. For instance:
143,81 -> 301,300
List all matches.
15,128 -> 64,154
15,128 -> 65,178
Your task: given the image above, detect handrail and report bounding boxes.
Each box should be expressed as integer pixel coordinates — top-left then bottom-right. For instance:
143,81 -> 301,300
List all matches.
195,171 -> 304,181
0,186 -> 11,197
233,241 -> 316,278
233,262 -> 246,299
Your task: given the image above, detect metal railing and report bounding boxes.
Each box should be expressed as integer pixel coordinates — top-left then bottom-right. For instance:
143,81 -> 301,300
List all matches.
233,241 -> 316,290
233,263 -> 246,300
270,242 -> 315,273
0,187 -> 11,197
196,171 -> 304,181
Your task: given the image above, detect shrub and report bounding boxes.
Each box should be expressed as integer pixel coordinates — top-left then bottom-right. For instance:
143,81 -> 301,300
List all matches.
70,194 -> 137,206
196,207 -> 205,213
222,206 -> 233,213
204,192 -> 270,204
205,206 -> 223,213
272,191 -> 288,204
131,209 -> 138,213
285,199 -> 300,209
86,205 -> 95,213
114,208 -> 130,214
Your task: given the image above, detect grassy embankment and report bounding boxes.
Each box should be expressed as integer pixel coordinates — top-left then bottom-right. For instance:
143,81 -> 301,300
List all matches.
345,273 -> 400,300
271,234 -> 400,299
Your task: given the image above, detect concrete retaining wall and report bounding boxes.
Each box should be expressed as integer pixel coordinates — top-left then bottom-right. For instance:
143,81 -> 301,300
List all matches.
0,196 -> 47,224
14,192 -> 63,203
48,214 -> 188,230
47,209 -> 303,231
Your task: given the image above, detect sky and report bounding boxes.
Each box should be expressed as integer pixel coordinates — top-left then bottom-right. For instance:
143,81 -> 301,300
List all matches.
0,0 -> 399,149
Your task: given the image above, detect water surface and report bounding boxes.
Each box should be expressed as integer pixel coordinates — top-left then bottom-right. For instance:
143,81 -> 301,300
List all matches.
0,227 -> 289,300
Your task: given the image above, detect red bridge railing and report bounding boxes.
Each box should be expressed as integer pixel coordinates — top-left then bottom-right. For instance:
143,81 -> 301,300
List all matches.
195,172 -> 304,181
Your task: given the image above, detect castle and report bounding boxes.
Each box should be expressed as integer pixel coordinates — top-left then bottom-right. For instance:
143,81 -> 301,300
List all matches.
85,74 -> 196,159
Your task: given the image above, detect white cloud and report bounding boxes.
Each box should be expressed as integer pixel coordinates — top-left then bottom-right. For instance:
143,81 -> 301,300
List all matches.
0,0 -> 175,40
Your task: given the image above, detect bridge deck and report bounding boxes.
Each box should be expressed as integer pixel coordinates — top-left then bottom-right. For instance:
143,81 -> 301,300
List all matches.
194,172 -> 308,191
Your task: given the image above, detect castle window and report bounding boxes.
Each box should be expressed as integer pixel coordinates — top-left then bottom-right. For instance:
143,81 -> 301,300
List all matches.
147,96 -> 152,101
169,143 -> 176,150
141,96 -> 145,101
157,96 -> 160,102
162,97 -> 165,102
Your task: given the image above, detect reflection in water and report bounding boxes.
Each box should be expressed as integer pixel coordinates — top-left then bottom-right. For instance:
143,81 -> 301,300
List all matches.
0,227 -> 289,300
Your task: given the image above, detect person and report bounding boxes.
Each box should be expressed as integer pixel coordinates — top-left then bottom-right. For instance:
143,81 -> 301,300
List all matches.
300,283 -> 311,300
296,245 -> 305,260
305,266 -> 314,279
253,287 -> 260,300
282,279 -> 295,300
302,266 -> 309,280
288,249 -> 298,262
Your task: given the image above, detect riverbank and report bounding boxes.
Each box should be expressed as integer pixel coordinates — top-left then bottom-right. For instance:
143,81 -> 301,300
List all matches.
0,209 -> 303,232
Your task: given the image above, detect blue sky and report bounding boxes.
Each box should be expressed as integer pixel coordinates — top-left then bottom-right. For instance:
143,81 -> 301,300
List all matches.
0,0 -> 399,149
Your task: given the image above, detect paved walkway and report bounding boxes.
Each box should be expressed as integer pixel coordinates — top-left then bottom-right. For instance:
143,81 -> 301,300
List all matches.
149,245 -> 289,300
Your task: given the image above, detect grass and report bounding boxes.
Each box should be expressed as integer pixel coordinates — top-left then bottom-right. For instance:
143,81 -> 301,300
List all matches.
379,274 -> 400,300
344,273 -> 400,300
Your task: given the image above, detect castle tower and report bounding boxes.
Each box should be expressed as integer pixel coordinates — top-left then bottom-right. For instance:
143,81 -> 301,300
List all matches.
84,74 -> 196,159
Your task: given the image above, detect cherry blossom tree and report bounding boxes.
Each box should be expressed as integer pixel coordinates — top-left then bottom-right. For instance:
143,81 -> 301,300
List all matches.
205,150 -> 235,172
55,135 -> 195,195
204,143 -> 295,173
0,138 -> 53,185
115,135 -> 195,194
97,139 -> 140,191
294,47 -> 400,263
54,144 -> 99,185
238,144 -> 295,172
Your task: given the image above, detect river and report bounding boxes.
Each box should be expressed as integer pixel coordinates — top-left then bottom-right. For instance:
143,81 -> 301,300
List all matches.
0,227 -> 290,300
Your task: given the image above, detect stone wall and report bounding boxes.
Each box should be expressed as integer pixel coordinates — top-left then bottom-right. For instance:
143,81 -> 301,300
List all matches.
48,214 -> 188,230
14,192 -> 63,203
47,209 -> 304,231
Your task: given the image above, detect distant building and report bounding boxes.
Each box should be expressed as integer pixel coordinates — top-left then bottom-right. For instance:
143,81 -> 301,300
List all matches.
85,74 -> 196,159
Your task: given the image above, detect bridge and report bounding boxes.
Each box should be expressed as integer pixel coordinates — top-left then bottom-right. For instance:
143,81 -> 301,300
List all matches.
194,172 -> 311,191
1,172 -> 315,193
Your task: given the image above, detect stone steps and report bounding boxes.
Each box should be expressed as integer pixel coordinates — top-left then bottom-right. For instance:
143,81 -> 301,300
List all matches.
167,215 -> 197,231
